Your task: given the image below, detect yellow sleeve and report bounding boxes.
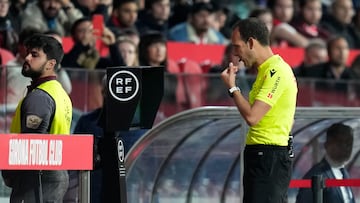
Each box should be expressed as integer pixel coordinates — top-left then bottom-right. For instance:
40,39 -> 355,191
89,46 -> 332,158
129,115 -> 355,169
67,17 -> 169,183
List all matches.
255,67 -> 287,106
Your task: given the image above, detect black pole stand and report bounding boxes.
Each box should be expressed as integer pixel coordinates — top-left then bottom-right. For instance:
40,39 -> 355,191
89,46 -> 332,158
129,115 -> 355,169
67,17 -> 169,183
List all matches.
116,137 -> 127,203
311,174 -> 324,203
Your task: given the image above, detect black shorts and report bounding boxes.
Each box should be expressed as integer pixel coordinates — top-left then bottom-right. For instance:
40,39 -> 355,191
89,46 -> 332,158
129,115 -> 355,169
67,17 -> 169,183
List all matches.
243,145 -> 292,203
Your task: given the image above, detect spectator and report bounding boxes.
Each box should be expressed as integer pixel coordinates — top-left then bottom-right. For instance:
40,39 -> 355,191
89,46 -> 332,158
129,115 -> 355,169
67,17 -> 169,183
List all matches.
107,0 -> 138,32
296,123 -> 355,203
209,2 -> 240,39
0,0 -> 18,54
301,36 -> 354,80
20,0 -> 83,36
136,0 -> 170,36
249,7 -> 274,32
168,2 -> 228,44
293,38 -> 328,77
62,17 -> 123,111
320,0 -> 360,48
116,36 -> 139,66
61,17 -> 121,70
8,0 -> 28,33
301,36 -> 355,92
291,0 -> 330,40
168,0 -> 192,29
268,0 -> 310,47
5,27 -> 40,104
138,31 -> 166,66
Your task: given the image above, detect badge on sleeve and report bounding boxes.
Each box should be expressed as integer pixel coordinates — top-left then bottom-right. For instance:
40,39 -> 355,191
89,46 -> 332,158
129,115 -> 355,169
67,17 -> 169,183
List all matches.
26,115 -> 43,129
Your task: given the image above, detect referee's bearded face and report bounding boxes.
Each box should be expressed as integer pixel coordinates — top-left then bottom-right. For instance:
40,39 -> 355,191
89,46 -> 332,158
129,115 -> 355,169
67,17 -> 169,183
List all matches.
22,48 -> 48,79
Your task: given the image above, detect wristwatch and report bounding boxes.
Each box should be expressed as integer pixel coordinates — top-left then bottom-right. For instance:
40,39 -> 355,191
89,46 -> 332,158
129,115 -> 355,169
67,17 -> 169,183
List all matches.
228,86 -> 240,97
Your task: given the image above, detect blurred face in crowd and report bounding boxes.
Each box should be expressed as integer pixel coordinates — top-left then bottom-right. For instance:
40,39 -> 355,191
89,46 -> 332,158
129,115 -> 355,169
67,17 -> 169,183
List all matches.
332,0 -> 354,25
328,37 -> 349,67
147,42 -> 166,66
118,40 -> 137,66
257,12 -> 273,32
73,20 -> 95,46
40,0 -> 62,19
273,0 -> 294,23
0,0 -> 10,17
151,0 -> 170,22
114,2 -> 138,27
302,0 -> 322,25
210,9 -> 227,31
304,46 -> 327,66
190,10 -> 212,34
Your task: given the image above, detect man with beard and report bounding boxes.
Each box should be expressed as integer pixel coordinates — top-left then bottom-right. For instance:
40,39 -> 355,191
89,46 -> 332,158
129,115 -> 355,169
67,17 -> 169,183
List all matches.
296,123 -> 355,203
20,0 -> 83,36
1,34 -> 72,203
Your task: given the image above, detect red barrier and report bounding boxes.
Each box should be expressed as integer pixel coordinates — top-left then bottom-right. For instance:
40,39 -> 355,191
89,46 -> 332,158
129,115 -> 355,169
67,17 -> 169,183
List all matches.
167,42 -> 360,68
290,179 -> 360,188
0,133 -> 93,170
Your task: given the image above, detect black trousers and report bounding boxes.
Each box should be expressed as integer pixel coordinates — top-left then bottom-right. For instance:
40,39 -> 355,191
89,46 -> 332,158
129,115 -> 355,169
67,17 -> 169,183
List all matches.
243,145 -> 292,203
5,170 -> 69,203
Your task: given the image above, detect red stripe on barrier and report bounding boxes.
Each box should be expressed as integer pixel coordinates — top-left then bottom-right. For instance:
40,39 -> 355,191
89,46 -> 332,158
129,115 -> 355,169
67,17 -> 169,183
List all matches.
326,179 -> 360,187
289,179 -> 311,188
289,179 -> 360,188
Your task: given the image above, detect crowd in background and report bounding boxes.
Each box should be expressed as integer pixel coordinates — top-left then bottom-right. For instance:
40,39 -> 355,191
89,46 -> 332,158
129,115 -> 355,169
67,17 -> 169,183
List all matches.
0,0 -> 360,103
0,0 -> 359,66
1,0 -> 360,202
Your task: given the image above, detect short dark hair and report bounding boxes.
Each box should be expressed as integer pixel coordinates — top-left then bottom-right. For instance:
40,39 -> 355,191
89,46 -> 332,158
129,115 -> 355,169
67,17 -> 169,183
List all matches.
249,7 -> 272,18
326,123 -> 353,142
299,0 -> 321,8
19,27 -> 42,45
70,17 -> 91,37
24,34 -> 64,70
232,18 -> 270,46
113,0 -> 137,10
326,35 -> 347,52
190,2 -> 214,15
266,0 -> 277,10
138,31 -> 166,66
144,0 -> 162,10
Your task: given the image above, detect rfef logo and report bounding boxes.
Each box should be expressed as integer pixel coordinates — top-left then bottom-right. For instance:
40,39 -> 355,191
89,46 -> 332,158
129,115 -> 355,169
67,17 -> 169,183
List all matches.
109,70 -> 139,102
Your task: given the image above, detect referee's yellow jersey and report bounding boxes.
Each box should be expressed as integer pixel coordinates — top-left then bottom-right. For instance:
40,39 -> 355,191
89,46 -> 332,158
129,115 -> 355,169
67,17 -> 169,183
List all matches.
246,54 -> 298,146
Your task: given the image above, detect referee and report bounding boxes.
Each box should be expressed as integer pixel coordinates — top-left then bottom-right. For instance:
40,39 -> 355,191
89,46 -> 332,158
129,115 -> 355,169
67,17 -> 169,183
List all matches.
221,18 -> 298,203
